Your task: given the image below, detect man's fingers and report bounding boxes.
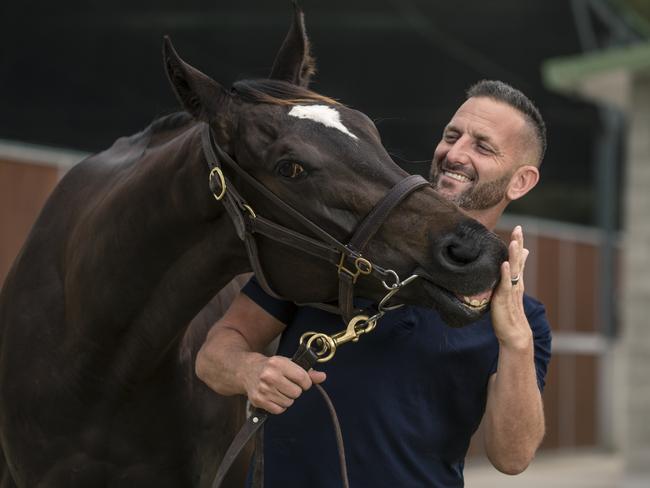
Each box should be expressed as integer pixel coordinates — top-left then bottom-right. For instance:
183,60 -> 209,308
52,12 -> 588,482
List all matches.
249,388 -> 292,412
264,356 -> 312,390
249,356 -> 329,416
258,399 -> 289,415
309,370 -> 327,384
267,390 -> 295,409
265,403 -> 287,415
508,240 -> 521,278
257,370 -> 326,414
274,376 -> 305,399
499,261 -> 511,290
250,380 -> 296,412
282,362 -> 314,391
508,225 -> 526,281
512,225 -> 524,250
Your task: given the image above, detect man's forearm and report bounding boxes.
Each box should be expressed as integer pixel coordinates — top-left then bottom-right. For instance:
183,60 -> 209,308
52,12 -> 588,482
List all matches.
195,324 -> 267,396
483,337 -> 545,475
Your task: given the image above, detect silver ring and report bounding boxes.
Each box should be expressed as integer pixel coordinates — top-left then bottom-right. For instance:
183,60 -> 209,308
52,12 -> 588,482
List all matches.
510,274 -> 521,286
381,269 -> 401,290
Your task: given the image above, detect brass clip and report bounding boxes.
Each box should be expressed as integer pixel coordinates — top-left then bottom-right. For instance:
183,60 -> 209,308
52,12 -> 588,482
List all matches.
300,314 -> 377,363
337,254 -> 372,283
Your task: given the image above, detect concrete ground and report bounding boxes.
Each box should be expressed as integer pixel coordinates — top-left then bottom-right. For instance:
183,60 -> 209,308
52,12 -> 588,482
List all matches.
464,450 -> 624,488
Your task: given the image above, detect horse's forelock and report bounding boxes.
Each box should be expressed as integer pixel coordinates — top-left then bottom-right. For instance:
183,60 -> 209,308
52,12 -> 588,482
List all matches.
231,79 -> 340,108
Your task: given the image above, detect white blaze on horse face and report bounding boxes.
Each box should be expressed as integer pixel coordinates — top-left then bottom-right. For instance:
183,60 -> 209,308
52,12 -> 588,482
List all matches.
288,105 -> 359,141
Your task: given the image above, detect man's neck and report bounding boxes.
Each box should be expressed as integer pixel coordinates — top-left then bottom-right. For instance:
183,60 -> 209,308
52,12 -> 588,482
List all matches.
466,205 -> 506,232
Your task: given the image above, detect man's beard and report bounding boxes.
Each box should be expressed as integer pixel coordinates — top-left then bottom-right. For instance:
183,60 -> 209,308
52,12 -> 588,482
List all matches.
430,160 -> 512,211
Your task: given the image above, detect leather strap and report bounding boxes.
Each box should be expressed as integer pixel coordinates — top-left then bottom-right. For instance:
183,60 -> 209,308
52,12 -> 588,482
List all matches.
210,344 -> 319,488
251,425 -> 265,487
350,175 -> 429,251
338,175 -> 430,322
313,383 -> 350,488
247,383 -> 349,488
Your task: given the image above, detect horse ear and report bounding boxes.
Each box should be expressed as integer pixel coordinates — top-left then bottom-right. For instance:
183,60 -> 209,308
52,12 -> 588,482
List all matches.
162,36 -> 229,121
269,1 -> 316,87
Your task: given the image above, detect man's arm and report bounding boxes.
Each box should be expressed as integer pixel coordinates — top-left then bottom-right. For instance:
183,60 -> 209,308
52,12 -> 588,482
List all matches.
483,226 -> 545,474
195,291 -> 326,415
483,337 -> 544,474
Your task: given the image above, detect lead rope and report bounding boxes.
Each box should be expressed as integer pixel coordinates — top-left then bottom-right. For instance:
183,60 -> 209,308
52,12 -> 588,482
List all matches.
315,384 -> 350,488
250,383 -> 349,488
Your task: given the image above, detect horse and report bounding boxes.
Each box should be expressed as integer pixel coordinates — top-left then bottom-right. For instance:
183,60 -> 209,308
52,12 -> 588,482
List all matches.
0,5 -> 507,487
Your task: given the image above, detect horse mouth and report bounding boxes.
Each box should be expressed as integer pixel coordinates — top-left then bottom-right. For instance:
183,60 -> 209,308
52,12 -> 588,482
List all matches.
455,289 -> 493,312
421,279 -> 495,326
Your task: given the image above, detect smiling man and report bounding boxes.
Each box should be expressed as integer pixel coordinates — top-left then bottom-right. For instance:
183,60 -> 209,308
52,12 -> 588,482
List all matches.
196,80 -> 552,487
431,82 -> 543,231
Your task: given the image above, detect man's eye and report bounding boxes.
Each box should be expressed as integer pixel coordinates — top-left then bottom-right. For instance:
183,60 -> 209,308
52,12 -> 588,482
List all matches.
277,161 -> 307,179
444,133 -> 458,143
477,144 -> 492,154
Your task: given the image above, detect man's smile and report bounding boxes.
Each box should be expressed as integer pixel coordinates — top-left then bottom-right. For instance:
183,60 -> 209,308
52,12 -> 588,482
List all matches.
441,170 -> 473,183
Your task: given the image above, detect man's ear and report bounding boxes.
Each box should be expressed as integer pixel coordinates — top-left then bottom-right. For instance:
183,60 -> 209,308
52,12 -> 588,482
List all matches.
507,165 -> 540,201
162,36 -> 230,121
268,1 -> 316,87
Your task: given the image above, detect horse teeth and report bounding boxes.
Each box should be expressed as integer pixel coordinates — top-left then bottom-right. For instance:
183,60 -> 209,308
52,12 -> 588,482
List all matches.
461,295 -> 489,309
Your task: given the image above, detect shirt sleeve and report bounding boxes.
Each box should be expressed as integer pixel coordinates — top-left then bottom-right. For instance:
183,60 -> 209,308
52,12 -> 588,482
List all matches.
241,276 -> 298,325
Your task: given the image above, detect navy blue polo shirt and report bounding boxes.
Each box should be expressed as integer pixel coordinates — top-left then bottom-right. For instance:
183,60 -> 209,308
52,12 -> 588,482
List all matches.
243,277 -> 552,487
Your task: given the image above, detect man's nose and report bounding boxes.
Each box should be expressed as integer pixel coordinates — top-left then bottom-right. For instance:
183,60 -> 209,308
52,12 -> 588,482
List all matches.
446,137 -> 471,166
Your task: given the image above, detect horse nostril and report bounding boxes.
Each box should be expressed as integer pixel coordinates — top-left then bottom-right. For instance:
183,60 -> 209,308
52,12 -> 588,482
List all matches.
445,241 -> 480,265
432,220 -> 498,271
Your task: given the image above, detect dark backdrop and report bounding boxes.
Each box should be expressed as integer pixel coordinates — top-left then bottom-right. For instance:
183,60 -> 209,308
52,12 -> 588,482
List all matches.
1,0 -> 611,225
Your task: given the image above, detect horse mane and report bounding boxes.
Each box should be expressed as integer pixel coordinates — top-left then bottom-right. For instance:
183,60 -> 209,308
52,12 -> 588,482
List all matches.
148,111 -> 195,135
232,79 -> 341,107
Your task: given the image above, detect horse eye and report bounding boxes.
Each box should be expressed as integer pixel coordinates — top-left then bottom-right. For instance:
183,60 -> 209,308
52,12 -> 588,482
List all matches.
277,161 -> 307,179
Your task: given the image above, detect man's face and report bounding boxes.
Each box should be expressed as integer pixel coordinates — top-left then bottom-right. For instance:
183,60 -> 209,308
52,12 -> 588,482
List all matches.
430,96 -> 530,210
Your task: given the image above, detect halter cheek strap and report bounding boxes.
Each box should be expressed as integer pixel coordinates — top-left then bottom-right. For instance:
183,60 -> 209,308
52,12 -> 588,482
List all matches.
337,174 -> 429,321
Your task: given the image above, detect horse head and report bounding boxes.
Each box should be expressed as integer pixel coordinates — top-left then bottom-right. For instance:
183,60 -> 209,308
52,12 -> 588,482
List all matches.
162,4 -> 507,327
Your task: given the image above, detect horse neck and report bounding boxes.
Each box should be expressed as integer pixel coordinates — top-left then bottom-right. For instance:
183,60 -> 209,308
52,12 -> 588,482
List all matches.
68,120 -> 250,376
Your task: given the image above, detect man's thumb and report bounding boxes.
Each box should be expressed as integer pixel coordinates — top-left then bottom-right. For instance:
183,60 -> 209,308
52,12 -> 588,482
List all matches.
309,369 -> 327,384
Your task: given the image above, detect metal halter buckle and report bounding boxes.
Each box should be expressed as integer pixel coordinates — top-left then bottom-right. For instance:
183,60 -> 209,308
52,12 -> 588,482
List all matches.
242,204 -> 256,219
209,167 -> 227,201
337,254 -> 372,283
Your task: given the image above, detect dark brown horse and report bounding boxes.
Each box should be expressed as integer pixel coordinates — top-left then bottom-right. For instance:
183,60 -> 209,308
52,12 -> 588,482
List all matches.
0,5 -> 507,488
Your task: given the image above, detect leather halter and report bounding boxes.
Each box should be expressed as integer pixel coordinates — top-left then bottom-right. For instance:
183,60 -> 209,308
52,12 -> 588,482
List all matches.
201,122 -> 430,323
